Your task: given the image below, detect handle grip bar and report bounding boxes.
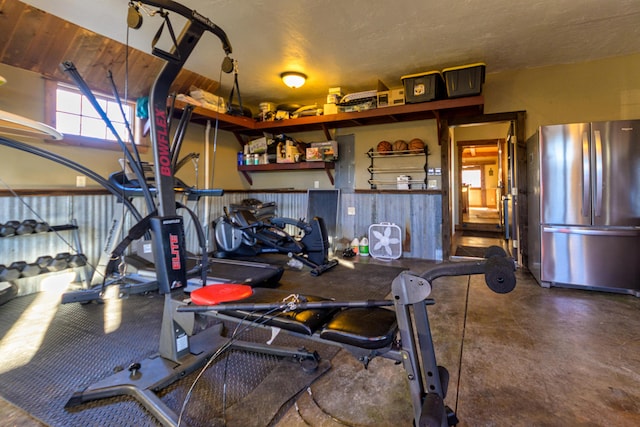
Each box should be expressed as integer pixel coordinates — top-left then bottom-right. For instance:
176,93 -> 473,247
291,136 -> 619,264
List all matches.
392,246 -> 516,305
136,0 -> 232,54
420,255 -> 516,294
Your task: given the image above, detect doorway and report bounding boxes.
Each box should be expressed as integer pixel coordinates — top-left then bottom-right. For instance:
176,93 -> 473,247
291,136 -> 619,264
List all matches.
443,114 -> 525,263
455,137 -> 507,257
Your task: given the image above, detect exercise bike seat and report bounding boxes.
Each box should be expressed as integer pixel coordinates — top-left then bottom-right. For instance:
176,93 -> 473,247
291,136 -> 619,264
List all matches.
232,209 -> 260,229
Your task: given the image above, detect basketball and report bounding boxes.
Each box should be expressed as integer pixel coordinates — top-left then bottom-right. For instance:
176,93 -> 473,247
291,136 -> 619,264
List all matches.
377,140 -> 393,155
408,138 -> 425,153
392,140 -> 408,153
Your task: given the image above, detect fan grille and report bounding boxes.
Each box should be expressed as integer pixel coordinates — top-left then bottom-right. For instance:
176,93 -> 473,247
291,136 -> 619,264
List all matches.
368,223 -> 402,260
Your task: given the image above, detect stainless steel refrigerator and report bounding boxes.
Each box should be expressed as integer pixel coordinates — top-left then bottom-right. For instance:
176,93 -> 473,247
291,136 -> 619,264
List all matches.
527,120 -> 640,296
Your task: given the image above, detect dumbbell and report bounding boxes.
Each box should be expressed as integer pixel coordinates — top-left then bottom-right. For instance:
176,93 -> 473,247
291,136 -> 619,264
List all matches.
8,261 -> 27,272
0,264 -> 21,282
8,261 -> 37,278
0,221 -> 20,237
67,253 -> 87,268
47,252 -> 70,272
20,262 -> 42,277
35,255 -> 53,273
34,222 -> 50,233
16,219 -> 37,235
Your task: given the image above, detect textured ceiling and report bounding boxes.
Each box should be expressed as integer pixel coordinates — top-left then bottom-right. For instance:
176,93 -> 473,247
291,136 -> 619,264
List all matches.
17,0 -> 640,110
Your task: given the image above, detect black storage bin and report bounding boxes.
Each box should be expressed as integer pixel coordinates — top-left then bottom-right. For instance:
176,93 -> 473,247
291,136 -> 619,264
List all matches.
442,63 -> 486,98
401,71 -> 446,103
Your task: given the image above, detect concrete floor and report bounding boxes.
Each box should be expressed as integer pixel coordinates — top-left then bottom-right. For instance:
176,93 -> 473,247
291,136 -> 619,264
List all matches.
275,257 -> 640,426
1,256 -> 639,426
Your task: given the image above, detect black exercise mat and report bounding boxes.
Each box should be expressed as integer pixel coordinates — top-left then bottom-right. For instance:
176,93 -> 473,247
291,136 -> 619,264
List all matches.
454,245 -> 487,258
0,261 -> 405,427
264,256 -> 406,301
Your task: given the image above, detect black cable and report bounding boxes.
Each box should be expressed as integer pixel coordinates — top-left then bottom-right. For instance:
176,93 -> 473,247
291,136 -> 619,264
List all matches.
0,136 -> 142,222
176,304 -> 289,426
453,275 -> 472,415
106,70 -> 144,169
60,61 -> 155,212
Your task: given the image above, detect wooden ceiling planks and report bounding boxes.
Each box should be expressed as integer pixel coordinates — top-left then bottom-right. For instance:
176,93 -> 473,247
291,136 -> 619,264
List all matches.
0,0 -> 220,100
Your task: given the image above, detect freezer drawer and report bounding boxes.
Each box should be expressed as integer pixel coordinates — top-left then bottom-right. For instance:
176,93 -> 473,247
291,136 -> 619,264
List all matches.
541,226 -> 640,295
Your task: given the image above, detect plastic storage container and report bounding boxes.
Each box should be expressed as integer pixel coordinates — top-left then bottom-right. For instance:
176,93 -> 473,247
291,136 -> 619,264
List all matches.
401,71 -> 446,103
368,223 -> 402,260
442,62 -> 486,98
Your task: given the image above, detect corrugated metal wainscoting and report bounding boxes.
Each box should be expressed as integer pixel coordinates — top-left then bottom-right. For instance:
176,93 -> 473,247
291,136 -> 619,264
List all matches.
338,192 -> 442,260
0,191 -> 442,296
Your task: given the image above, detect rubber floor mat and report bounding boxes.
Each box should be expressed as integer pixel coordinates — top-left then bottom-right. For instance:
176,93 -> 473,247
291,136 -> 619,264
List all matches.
0,262 -> 405,426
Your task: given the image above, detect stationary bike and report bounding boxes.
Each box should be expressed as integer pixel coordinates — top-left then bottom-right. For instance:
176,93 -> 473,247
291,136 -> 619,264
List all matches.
213,199 -> 338,276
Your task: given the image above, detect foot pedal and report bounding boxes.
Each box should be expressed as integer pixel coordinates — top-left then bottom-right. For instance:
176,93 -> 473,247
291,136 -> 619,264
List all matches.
446,405 -> 459,426
438,365 -> 450,399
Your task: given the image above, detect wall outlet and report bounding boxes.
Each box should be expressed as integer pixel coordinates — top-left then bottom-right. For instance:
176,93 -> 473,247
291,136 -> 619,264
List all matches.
347,207 -> 356,216
314,180 -> 320,188
76,176 -> 86,187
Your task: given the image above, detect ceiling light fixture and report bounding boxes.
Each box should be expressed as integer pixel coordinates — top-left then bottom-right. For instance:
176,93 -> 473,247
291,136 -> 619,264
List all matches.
280,71 -> 307,89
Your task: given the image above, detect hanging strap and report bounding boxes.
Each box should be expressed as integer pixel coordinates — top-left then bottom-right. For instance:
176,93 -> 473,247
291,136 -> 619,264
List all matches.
151,10 -> 181,63
226,63 -> 245,116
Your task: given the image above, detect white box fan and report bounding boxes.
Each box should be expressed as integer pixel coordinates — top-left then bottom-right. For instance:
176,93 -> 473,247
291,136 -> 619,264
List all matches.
368,223 -> 402,260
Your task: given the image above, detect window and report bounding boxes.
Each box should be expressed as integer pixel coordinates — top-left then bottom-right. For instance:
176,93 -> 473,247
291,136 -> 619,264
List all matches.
45,80 -> 144,149
462,168 -> 482,188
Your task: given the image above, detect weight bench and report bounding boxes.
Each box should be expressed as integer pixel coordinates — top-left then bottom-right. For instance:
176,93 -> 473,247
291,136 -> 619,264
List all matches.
180,249 -> 517,427
190,286 -> 399,369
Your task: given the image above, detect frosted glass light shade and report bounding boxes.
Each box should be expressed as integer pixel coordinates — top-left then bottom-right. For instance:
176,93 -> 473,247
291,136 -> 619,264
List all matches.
281,72 -> 306,88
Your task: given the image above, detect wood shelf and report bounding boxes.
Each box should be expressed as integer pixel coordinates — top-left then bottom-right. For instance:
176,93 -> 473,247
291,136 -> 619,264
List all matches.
174,95 -> 484,139
174,96 -> 483,185
237,161 -> 335,185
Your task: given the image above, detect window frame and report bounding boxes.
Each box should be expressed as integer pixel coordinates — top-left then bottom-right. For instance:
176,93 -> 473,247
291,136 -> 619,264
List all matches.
44,79 -> 148,152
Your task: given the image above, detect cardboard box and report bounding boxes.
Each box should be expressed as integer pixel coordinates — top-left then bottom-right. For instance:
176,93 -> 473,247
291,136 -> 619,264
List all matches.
377,88 -> 405,108
306,147 -> 323,161
323,103 -> 338,115
311,140 -> 338,161
277,143 -> 300,163
248,137 -> 268,154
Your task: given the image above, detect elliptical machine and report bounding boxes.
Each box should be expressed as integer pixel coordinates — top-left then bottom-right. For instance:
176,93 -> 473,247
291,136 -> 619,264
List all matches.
214,199 -> 338,276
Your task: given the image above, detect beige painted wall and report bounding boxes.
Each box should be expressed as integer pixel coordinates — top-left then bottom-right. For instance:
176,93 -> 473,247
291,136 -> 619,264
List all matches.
484,53 -> 640,137
2,52 -> 640,190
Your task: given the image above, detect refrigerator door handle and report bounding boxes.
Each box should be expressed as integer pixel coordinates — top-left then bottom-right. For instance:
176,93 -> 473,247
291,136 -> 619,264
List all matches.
593,130 -> 604,217
543,226 -> 640,237
582,131 -> 590,218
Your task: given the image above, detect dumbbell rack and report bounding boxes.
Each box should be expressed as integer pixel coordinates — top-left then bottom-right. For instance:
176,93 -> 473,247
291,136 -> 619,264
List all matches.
0,219 -> 90,291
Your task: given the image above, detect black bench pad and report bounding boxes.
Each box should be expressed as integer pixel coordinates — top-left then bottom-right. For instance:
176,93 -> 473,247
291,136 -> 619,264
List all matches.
216,288 -> 399,350
219,288 -> 338,335
319,307 -> 397,349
